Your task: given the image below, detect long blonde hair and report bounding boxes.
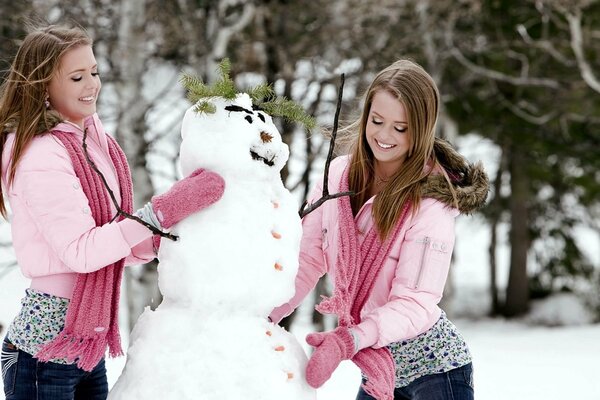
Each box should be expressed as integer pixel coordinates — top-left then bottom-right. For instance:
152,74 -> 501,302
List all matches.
0,24 -> 92,218
347,59 -> 442,240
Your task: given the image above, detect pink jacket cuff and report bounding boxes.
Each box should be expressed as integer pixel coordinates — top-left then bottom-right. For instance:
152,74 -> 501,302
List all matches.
118,218 -> 154,248
352,319 -> 379,351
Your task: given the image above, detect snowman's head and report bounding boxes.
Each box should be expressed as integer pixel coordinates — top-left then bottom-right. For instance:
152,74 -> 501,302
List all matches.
179,93 -> 289,181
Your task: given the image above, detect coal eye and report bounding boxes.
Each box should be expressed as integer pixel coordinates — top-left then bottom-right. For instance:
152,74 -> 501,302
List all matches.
257,113 -> 266,123
245,115 -> 253,124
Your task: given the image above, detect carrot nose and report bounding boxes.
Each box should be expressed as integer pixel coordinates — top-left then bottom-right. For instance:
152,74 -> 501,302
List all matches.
260,131 -> 273,143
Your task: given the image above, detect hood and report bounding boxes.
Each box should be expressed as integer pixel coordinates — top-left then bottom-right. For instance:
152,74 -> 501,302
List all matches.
421,137 -> 490,214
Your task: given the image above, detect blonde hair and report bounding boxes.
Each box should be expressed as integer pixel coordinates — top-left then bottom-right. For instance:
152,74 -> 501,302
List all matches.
346,59 -> 447,240
0,24 -> 92,218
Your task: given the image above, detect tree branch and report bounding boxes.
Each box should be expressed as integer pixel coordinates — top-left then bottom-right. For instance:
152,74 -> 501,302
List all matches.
565,9 -> 600,94
450,47 -> 560,89
299,73 -> 354,218
516,23 -> 576,67
497,93 -> 559,125
82,129 -> 178,241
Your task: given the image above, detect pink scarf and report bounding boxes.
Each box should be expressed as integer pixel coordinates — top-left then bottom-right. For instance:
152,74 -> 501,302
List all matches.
316,165 -> 410,400
35,127 -> 132,371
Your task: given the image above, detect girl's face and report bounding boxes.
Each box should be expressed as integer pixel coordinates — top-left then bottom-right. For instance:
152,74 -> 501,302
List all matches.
47,45 -> 101,129
365,90 -> 410,176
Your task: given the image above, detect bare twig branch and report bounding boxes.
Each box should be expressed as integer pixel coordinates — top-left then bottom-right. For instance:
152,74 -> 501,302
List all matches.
497,94 -> 559,125
299,74 -> 354,218
82,129 -> 178,241
450,47 -> 561,89
516,23 -> 576,67
564,9 -> 600,94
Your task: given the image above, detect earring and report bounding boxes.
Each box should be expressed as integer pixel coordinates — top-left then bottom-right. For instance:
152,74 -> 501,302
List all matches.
44,95 -> 50,110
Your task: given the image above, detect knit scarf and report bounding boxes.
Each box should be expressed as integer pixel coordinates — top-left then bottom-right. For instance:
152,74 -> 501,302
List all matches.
35,128 -> 132,371
316,165 -> 411,400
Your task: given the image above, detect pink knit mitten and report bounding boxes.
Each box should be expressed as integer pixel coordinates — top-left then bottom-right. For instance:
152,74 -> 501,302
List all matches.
151,168 -> 225,229
305,327 -> 355,388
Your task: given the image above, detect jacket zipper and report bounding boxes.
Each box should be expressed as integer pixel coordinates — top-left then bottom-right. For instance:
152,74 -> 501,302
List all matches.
414,237 -> 431,289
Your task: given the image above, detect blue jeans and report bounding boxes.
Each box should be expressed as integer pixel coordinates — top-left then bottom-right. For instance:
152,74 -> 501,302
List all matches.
2,337 -> 108,400
356,363 -> 474,400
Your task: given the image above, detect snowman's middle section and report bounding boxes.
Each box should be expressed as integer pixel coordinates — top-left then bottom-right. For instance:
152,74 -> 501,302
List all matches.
158,177 -> 302,317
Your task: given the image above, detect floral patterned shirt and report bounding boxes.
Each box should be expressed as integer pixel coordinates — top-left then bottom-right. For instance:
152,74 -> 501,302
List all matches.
7,289 -> 70,364
384,311 -> 472,387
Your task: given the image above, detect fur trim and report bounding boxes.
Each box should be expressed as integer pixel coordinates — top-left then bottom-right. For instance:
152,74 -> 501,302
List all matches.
421,138 -> 490,214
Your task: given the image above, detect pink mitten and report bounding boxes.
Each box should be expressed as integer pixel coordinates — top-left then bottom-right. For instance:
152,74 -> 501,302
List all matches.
305,327 -> 355,388
151,168 -> 225,229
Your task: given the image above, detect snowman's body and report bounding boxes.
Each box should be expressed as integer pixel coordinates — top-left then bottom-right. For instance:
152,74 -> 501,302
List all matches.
109,94 -> 316,399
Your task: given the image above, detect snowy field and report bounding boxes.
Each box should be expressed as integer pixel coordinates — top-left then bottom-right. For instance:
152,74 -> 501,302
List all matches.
1,266 -> 599,399
309,320 -> 600,400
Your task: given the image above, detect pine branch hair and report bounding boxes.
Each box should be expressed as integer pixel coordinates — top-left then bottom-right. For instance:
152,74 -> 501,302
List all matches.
180,58 -> 316,130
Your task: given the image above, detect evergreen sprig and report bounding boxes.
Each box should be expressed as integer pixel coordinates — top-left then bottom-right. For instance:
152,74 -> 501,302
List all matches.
180,58 -> 315,130
261,97 -> 316,130
193,101 -> 216,114
247,83 -> 274,103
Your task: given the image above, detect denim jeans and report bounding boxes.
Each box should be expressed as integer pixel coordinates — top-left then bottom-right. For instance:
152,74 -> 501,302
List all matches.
2,337 -> 108,400
356,363 -> 474,400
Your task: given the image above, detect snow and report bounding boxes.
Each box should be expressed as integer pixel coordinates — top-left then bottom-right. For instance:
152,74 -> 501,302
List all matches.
108,93 -> 315,399
3,267 -> 599,399
300,319 -> 600,400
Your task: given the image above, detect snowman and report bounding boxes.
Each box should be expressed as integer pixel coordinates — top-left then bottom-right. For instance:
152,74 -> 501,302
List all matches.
109,71 -> 317,399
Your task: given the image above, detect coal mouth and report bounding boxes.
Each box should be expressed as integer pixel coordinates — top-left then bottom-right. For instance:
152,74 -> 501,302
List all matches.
250,150 -> 275,167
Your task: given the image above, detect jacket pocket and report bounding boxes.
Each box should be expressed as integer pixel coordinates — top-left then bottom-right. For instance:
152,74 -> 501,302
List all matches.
413,237 -> 430,289
412,237 -> 451,291
1,338 -> 19,396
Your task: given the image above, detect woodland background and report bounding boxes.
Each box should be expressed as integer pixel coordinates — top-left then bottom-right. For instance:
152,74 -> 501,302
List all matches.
0,0 -> 599,335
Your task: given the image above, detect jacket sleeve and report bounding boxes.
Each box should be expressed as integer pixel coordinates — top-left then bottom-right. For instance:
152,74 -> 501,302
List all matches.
12,138 -> 153,274
125,237 -> 157,265
269,179 -> 328,323
353,200 -> 457,350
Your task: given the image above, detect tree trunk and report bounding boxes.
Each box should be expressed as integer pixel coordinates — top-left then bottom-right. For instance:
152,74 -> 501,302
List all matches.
488,143 -> 506,316
503,144 -> 530,317
488,220 -> 499,315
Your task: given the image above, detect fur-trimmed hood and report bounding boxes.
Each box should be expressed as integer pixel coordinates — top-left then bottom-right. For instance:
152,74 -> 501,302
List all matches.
421,138 -> 490,214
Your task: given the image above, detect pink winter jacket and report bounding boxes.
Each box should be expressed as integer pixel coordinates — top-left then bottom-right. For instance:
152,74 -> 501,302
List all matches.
1,114 -> 155,299
272,155 -> 459,351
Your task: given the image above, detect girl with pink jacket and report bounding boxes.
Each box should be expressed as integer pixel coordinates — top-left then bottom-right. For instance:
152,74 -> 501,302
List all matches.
0,25 -> 224,399
271,60 -> 489,400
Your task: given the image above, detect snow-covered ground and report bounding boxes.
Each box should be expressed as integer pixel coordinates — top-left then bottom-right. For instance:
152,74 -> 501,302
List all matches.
1,266 -> 599,399
310,320 -> 600,400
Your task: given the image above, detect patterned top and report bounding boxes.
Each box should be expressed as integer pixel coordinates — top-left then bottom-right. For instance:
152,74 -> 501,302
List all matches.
7,289 -> 70,364
384,311 -> 472,387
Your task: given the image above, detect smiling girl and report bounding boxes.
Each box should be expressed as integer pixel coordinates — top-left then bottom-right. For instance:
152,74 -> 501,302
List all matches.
0,24 -> 224,399
270,60 -> 489,400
